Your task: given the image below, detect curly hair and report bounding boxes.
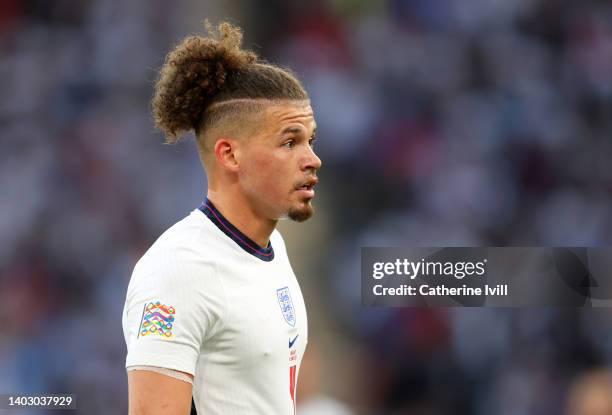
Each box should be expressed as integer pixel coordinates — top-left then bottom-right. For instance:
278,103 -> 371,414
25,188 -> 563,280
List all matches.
152,21 -> 309,144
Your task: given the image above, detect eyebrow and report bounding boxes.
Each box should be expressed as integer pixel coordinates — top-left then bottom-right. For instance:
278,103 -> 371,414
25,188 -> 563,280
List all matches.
281,126 -> 317,137
281,127 -> 303,135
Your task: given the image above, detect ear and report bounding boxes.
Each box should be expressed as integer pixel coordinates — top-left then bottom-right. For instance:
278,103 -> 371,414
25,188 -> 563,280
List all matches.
214,138 -> 240,173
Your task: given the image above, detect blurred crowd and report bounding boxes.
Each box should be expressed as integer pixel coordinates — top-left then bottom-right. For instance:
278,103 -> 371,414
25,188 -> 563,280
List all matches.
1,0 -> 611,414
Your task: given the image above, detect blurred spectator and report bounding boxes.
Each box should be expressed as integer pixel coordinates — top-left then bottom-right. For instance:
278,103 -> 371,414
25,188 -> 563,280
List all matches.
565,369 -> 612,415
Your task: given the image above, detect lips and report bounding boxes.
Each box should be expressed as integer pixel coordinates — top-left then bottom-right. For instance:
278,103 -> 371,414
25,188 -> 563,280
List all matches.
295,177 -> 318,198
295,177 -> 318,191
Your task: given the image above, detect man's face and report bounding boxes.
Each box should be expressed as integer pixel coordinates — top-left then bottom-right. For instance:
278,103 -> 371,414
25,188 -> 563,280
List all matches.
238,101 -> 321,222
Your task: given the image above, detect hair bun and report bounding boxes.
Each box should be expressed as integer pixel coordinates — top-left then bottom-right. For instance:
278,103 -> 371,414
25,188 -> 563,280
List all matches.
152,22 -> 258,142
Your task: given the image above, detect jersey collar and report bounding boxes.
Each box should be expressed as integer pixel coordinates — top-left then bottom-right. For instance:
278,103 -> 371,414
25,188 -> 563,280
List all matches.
199,198 -> 275,262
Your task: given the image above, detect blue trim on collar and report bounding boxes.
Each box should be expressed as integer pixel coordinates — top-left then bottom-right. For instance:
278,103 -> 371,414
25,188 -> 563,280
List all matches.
198,198 -> 275,262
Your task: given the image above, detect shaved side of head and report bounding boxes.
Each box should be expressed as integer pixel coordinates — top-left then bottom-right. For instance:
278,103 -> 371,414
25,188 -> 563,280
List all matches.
195,99 -> 309,171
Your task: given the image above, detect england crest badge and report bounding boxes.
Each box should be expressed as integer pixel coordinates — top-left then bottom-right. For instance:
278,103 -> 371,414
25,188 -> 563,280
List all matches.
277,287 -> 296,327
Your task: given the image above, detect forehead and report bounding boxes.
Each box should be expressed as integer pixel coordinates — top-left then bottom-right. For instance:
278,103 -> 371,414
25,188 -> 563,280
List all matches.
261,101 -> 315,132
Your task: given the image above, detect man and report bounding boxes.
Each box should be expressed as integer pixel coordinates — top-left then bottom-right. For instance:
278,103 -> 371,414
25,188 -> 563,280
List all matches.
122,22 -> 321,414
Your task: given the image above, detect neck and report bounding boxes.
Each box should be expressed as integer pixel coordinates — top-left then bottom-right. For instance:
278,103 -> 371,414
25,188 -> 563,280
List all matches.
206,189 -> 277,248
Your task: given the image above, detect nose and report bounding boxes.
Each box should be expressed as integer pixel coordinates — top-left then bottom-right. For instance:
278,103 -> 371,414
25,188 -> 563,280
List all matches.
303,145 -> 322,171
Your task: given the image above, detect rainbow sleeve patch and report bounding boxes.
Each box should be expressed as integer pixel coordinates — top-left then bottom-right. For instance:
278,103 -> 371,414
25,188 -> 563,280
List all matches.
138,301 -> 176,339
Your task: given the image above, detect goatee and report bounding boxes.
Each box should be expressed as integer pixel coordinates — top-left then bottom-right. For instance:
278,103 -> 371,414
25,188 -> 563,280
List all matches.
288,204 -> 314,222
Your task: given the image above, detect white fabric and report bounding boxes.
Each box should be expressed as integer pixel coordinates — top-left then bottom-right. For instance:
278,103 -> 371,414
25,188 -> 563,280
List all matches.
298,396 -> 355,415
122,209 -> 308,415
127,365 -> 194,385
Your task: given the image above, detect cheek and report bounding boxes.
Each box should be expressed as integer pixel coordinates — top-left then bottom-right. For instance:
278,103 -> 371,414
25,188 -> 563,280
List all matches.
243,153 -> 290,193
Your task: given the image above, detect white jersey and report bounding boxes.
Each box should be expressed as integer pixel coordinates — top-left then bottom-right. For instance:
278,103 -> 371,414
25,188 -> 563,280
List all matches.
122,199 -> 308,414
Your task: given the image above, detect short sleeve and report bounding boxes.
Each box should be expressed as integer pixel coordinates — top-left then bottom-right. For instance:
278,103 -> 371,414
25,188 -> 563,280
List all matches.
122,243 -> 226,376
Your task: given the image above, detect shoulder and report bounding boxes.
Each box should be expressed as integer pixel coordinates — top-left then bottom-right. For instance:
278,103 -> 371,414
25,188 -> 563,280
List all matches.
137,210 -> 221,268
125,210 -> 227,322
131,210 -> 220,287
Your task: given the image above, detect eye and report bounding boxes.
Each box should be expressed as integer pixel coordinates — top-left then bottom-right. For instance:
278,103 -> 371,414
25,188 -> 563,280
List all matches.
309,137 -> 317,147
283,139 -> 296,149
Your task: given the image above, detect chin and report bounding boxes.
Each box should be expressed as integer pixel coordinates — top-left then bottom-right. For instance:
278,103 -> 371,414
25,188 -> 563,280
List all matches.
287,202 -> 315,222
